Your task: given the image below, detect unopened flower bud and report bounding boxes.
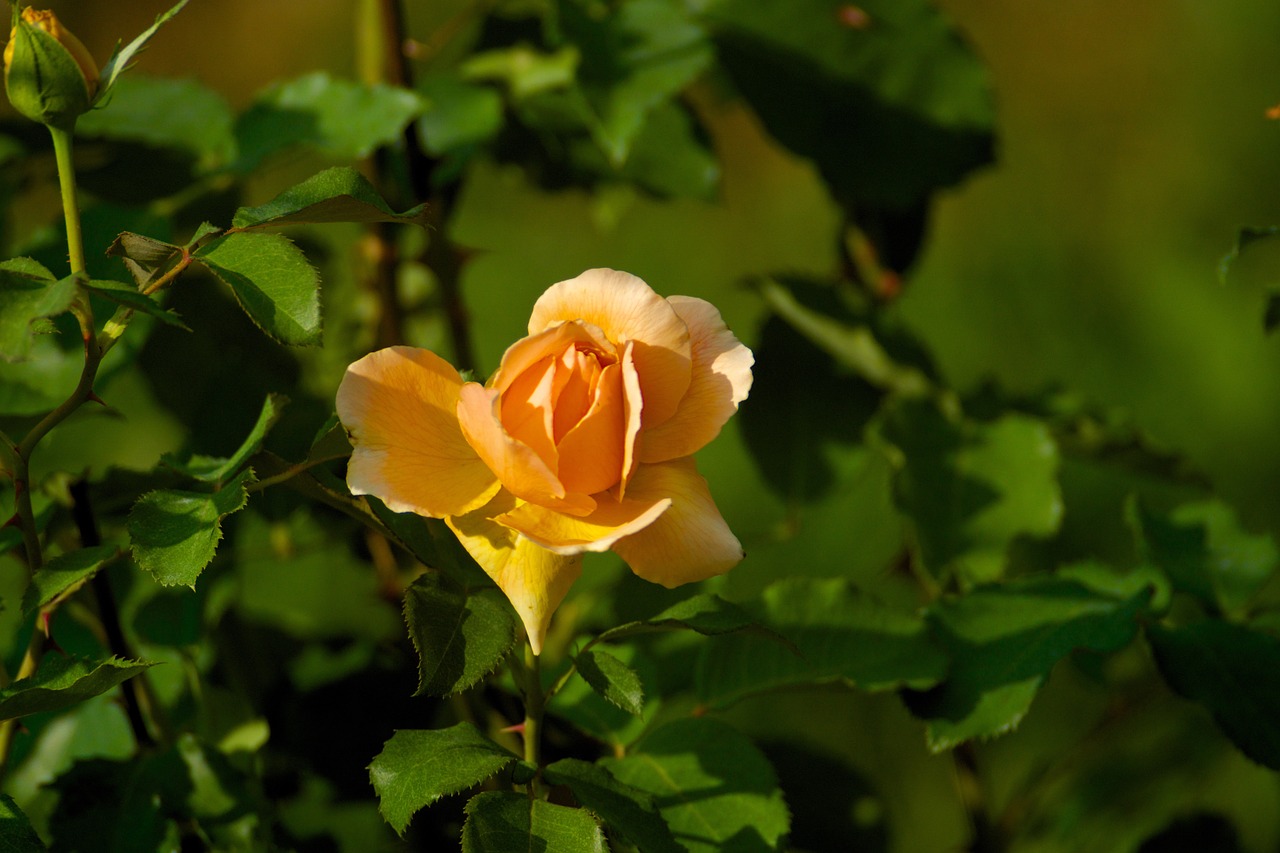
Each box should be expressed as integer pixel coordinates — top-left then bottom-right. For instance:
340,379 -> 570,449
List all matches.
4,7 -> 99,128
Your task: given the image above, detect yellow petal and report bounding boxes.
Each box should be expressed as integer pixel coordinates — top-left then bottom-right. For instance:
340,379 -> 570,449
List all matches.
618,340 -> 643,496
528,269 -> 692,428
640,296 -> 754,463
457,382 -> 595,516
496,492 -> 671,555
336,347 -> 501,517
489,319 -> 615,395
446,509 -> 582,655
612,458 -> 744,587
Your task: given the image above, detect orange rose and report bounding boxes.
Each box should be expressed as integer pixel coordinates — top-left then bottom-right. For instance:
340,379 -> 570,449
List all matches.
337,269 -> 753,653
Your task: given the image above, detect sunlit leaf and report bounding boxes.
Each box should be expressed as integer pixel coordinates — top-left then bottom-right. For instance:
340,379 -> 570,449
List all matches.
1147,620 -> 1280,770
369,724 -> 517,835
22,544 -> 119,615
0,655 -> 154,722
78,74 -> 234,168
0,793 -> 43,852
698,578 -> 947,708
129,467 -> 254,587
234,71 -> 425,172
231,167 -> 430,230
0,259 -> 74,362
194,231 -> 321,346
97,0 -> 191,99
882,400 -> 1062,584
904,577 -> 1151,751
603,718 -> 789,853
404,572 -> 518,697
462,791 -> 605,853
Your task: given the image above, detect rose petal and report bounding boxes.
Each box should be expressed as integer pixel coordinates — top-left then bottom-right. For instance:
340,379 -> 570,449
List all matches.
618,340 -> 643,496
640,296 -> 754,463
496,492 -> 671,556
528,269 -> 692,428
446,509 -> 582,655
499,354 -> 558,470
489,320 -> 615,394
336,347 -> 501,517
612,457 -> 744,587
457,383 -> 596,516
556,361 -> 626,496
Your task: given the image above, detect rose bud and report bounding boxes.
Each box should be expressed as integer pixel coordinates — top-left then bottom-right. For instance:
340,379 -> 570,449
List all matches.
4,7 -> 100,128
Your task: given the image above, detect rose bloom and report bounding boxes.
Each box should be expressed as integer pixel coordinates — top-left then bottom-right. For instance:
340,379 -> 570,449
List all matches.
336,269 -> 753,653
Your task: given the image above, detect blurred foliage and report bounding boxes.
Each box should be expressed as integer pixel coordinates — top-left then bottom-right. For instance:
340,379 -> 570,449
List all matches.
0,0 -> 1279,851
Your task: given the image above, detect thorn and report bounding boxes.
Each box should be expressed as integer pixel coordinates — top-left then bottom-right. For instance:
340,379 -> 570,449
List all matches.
87,391 -> 108,407
1267,103 -> 1280,121
500,723 -> 526,735
2,514 -> 19,530
691,703 -> 708,718
836,5 -> 871,29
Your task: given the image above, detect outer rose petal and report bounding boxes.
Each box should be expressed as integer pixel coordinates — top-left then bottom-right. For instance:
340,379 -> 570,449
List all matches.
446,509 -> 582,656
612,457 -> 744,586
496,493 -> 671,556
337,347 -> 501,517
640,296 -> 754,463
528,269 -> 692,428
457,383 -> 596,516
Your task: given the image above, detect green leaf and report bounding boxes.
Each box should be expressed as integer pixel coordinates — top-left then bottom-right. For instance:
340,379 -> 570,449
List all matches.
97,0 -> 190,100
1218,225 -> 1279,285
0,655 -> 154,722
598,592 -> 769,643
22,544 -> 119,615
1147,620 -> 1280,770
82,279 -> 187,328
549,643 -> 657,749
0,336 -> 81,414
162,393 -> 287,484
234,71 -> 425,173
78,74 -> 234,168
231,166 -> 431,230
369,724 -> 518,835
904,577 -> 1151,751
544,758 -> 682,853
697,578 -> 947,708
0,260 -> 74,362
1129,498 -> 1277,617
558,0 -> 713,165
575,648 -> 645,716
105,231 -> 183,289
621,99 -> 719,200
194,231 -> 322,346
0,793 -> 44,852
462,791 -> 606,853
403,572 -> 518,697
418,74 -> 504,156
128,467 -> 254,587
603,718 -> 789,853
705,0 -> 994,207
882,400 -> 1063,584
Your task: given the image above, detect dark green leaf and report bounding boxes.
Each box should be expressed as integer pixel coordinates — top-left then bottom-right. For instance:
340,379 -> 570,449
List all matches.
82,279 -> 187,328
706,0 -> 994,208
1129,498 -> 1276,617
306,414 -> 352,463
621,99 -> 719,200
128,467 -> 254,587
162,393 -> 286,483
549,644 -> 656,748
78,74 -> 234,168
0,337 -> 81,414
194,231 -> 322,346
462,791 -> 605,853
882,399 -> 1062,584
575,648 -> 645,716
905,577 -> 1151,751
603,718 -> 789,853
97,0 -> 190,99
403,572 -> 518,697
544,758 -> 682,853
369,724 -> 518,835
0,260 -> 74,362
0,793 -> 43,852
0,656 -> 153,722
698,578 -> 947,708
234,71 -> 425,173
598,592 -> 769,644
22,544 -> 119,615
1147,620 -> 1280,770
1218,225 -> 1280,285
231,166 -> 430,230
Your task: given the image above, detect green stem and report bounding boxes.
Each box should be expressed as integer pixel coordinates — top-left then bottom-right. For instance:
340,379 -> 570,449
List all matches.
522,644 -> 544,786
50,126 -> 87,280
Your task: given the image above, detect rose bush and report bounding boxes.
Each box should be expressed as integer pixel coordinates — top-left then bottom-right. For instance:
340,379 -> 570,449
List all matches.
336,268 -> 754,652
